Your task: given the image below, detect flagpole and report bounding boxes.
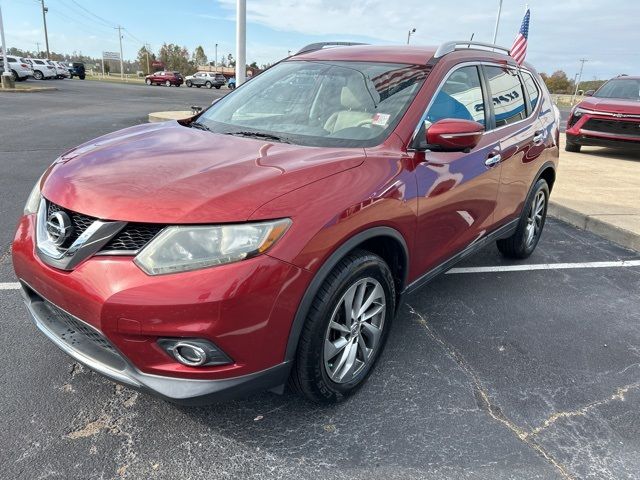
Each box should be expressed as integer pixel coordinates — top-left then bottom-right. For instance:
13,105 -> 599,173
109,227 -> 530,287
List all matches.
492,0 -> 503,44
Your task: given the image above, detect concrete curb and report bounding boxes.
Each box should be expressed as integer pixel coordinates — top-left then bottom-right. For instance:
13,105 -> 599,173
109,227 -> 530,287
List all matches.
549,202 -> 640,252
148,111 -> 192,123
0,86 -> 57,93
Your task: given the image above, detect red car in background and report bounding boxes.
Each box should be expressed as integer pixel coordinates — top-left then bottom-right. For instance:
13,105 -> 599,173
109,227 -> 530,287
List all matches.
145,70 -> 183,87
566,75 -> 640,152
13,42 -> 559,405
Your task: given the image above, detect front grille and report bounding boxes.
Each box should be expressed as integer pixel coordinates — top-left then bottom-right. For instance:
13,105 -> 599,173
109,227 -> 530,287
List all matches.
582,118 -> 640,138
46,200 -> 163,253
103,224 -> 164,251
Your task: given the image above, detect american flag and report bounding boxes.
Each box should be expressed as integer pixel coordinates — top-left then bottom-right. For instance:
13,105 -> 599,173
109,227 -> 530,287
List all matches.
510,9 -> 530,65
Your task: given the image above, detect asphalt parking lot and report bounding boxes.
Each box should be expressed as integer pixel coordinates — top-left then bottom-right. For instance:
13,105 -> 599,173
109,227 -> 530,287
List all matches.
1,81 -> 640,480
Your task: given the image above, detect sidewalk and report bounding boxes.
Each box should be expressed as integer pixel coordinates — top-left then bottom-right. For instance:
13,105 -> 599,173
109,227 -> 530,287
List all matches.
549,137 -> 640,251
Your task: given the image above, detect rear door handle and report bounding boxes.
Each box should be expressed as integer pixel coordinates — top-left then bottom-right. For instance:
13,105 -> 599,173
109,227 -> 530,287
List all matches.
485,154 -> 501,167
533,130 -> 545,145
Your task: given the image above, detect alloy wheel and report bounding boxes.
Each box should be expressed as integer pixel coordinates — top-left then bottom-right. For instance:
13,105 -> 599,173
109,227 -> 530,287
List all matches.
323,277 -> 386,384
525,190 -> 545,248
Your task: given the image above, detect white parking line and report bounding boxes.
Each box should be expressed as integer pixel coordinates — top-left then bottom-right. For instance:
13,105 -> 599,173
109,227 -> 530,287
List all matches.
0,282 -> 20,290
447,260 -> 640,274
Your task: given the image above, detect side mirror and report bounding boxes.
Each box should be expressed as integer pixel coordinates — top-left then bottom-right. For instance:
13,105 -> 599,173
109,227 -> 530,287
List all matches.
425,119 -> 484,152
191,105 -> 203,115
584,90 -> 595,97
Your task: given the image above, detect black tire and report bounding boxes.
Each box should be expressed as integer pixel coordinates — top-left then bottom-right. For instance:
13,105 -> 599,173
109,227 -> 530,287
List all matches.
79,75 -> 85,80
289,249 -> 396,404
196,85 -> 201,88
186,80 -> 192,87
215,85 -> 221,89
34,70 -> 44,80
10,70 -> 18,81
497,179 -> 549,259
205,81 -> 212,89
565,140 -> 581,153
145,78 -> 152,85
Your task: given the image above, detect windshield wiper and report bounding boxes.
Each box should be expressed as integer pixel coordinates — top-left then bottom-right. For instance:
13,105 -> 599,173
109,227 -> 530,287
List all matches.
225,131 -> 291,144
190,121 -> 212,132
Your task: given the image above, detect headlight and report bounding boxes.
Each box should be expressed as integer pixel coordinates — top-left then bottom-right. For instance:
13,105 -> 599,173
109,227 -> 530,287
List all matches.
572,107 -> 586,118
23,178 -> 42,214
134,219 -> 291,275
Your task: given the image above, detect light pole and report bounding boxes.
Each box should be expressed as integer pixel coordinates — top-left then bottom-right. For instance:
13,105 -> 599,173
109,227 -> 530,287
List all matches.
407,28 -> 416,45
235,0 -> 246,86
40,0 -> 50,58
492,0 -> 503,44
1,4 -> 15,88
571,59 -> 588,106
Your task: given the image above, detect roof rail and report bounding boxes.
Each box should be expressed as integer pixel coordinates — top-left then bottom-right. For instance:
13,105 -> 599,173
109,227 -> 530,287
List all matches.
295,42 -> 369,56
434,41 -> 512,59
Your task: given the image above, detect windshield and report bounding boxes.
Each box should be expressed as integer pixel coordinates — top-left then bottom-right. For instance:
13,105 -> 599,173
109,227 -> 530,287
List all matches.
195,60 -> 429,147
594,78 -> 640,100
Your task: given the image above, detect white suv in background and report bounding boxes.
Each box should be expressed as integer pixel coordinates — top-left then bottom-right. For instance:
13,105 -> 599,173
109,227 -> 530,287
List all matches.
27,58 -> 56,80
2,56 -> 34,81
51,61 -> 70,78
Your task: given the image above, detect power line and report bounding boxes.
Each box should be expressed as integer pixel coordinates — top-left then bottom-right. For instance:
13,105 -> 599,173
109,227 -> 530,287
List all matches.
68,0 -> 115,28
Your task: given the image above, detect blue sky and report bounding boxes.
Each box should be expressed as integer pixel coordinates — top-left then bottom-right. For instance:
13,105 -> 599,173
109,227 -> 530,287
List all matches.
3,0 -> 640,78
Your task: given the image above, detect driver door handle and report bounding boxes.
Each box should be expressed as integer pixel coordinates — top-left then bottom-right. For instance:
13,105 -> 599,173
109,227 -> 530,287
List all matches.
485,154 -> 501,167
533,130 -> 545,145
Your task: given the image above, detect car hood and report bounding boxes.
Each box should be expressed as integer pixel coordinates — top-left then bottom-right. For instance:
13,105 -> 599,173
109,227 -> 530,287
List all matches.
579,97 -> 640,115
41,121 -> 365,223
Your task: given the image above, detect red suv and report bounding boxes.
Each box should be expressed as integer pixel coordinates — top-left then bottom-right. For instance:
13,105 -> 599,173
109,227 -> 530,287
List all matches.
145,70 -> 183,87
566,75 -> 640,152
13,42 -> 559,404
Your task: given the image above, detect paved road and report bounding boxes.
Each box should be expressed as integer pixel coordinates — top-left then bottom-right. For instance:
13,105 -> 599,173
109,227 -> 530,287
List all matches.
1,81 -> 639,480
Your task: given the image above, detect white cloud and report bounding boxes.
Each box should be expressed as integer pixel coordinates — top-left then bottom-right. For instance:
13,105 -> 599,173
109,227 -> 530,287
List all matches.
217,0 -> 640,78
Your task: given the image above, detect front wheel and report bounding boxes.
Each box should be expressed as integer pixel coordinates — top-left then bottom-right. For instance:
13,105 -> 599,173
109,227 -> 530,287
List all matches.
215,85 -> 221,89
205,81 -> 212,89
289,249 -> 396,403
34,70 -> 44,80
186,80 -> 192,87
497,179 -> 549,259
145,79 -> 152,85
165,80 -> 171,87
565,140 -> 581,153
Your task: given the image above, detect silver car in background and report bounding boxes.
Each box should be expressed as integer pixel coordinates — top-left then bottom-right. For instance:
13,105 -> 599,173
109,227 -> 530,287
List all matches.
185,72 -> 226,89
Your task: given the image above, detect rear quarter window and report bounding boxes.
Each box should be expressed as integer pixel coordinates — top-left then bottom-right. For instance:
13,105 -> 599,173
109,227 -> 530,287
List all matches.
485,66 -> 527,127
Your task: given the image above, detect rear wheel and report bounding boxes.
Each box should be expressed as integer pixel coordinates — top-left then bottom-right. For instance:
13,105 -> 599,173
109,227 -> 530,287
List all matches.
497,179 -> 549,259
289,250 -> 396,403
165,80 -> 171,87
34,70 -> 43,80
79,75 -> 85,80
205,81 -> 212,89
215,85 -> 221,89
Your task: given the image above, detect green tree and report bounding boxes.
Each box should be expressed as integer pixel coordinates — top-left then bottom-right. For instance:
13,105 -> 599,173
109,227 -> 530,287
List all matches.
192,46 -> 207,67
158,43 -> 194,74
137,46 -> 156,75
541,70 -> 574,94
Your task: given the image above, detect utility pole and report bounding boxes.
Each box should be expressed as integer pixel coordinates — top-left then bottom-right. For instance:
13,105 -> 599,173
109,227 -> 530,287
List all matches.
407,28 -> 416,45
145,43 -> 151,74
214,43 -> 218,70
115,26 -> 124,79
35,42 -> 41,55
40,0 -> 50,58
235,0 -> 246,86
1,4 -> 15,88
571,59 -> 588,106
492,0 -> 503,44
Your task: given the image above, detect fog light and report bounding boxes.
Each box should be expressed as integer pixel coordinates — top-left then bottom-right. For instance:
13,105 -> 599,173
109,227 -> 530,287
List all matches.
158,338 -> 232,367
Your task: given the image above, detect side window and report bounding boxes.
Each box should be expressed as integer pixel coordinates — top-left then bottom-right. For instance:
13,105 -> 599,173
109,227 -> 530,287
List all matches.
426,66 -> 485,126
521,71 -> 540,112
485,66 -> 526,127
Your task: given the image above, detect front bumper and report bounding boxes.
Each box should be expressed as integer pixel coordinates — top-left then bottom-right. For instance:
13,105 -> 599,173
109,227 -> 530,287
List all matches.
13,213 -> 311,403
566,111 -> 640,149
21,282 -> 290,405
